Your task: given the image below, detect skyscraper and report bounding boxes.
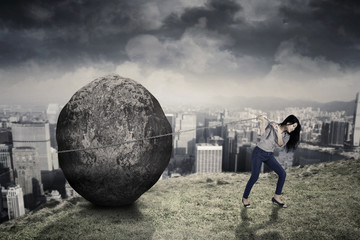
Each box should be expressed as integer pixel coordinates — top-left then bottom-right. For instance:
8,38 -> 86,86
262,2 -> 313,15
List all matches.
165,114 -> 175,132
1,186 -> 7,208
0,144 -> 13,186
0,128 -> 12,144
320,122 -> 330,146
174,114 -> 196,156
222,127 -> 235,172
329,121 -> 348,147
6,185 -> 25,220
353,92 -> 360,146
12,122 -> 52,171
46,103 -> 61,150
12,147 -> 44,209
165,114 -> 175,157
321,121 -> 349,147
0,144 -> 12,169
195,143 -> 222,173
46,104 -> 61,124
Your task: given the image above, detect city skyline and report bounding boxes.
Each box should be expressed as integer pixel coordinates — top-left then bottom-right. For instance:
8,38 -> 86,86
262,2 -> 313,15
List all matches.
0,0 -> 359,107
1,100 -> 359,222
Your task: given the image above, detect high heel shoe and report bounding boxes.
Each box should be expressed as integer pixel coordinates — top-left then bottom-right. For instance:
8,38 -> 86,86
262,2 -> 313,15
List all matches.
272,197 -> 287,208
242,198 -> 251,208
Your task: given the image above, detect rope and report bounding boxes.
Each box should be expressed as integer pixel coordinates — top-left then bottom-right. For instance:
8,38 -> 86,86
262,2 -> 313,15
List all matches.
0,116 -> 274,178
56,117 -> 259,154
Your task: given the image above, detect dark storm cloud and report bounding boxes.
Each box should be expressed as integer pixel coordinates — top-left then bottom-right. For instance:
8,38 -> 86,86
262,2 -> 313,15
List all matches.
180,0 -> 242,29
162,0 -> 360,67
161,0 -> 243,41
0,0 -> 152,67
0,0 -> 359,70
278,0 -> 360,67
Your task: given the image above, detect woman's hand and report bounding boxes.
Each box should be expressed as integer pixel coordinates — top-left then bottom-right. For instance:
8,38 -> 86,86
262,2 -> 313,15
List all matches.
272,123 -> 280,133
257,115 -> 265,122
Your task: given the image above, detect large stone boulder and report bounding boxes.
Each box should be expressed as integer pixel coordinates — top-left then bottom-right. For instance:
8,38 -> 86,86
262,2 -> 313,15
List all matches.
56,74 -> 172,206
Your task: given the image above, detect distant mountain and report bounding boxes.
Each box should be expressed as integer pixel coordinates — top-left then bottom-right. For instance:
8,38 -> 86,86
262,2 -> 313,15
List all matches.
318,101 -> 355,115
216,96 -> 355,115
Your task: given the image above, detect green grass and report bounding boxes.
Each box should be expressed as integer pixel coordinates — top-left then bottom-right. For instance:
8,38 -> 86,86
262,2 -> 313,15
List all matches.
1,159 -> 360,240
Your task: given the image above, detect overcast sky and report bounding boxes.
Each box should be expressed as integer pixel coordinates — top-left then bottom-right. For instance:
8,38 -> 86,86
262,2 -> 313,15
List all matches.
1,0 -> 359,107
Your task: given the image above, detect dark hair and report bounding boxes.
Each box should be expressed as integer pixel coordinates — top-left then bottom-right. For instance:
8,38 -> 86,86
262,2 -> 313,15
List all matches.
280,115 -> 301,152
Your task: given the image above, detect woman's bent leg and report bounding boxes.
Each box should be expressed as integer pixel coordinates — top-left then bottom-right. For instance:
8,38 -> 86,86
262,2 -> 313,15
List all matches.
264,155 -> 286,195
243,147 -> 263,199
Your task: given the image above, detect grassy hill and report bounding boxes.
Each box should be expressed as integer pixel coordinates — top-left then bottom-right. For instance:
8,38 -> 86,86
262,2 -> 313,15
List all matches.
1,159 -> 359,240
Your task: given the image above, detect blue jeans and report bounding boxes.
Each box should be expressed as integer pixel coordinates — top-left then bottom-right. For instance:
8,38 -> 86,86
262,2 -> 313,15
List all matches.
243,146 -> 286,199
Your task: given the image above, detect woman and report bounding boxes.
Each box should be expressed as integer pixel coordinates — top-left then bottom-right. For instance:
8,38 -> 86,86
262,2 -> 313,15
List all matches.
242,114 -> 301,208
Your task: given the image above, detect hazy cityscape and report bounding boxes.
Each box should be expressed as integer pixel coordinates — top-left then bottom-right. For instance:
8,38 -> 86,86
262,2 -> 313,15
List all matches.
0,0 -> 359,239
0,91 -> 359,224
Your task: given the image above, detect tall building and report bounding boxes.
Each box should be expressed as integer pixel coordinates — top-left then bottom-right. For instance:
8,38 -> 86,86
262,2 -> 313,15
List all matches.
1,186 -> 7,210
12,147 -> 44,209
226,130 -> 243,172
1,186 -> 9,223
165,114 -> 175,158
0,128 -> 12,144
195,143 -> 222,173
46,104 -> 61,124
353,92 -> 360,146
0,144 -> 13,186
222,127 -> 235,172
321,121 -> 348,147
0,144 -> 12,169
46,103 -> 62,149
320,122 -> 330,146
329,121 -> 348,147
6,185 -> 25,220
165,114 -> 175,132
0,185 -> 7,223
12,122 -> 52,171
49,123 -> 57,149
174,114 -> 196,156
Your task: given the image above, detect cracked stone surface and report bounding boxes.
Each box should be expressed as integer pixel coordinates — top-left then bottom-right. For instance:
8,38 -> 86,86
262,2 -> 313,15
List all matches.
56,74 -> 172,206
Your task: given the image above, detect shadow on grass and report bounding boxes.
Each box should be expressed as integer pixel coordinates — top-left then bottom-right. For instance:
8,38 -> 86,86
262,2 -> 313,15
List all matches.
37,200 -> 155,240
235,206 -> 283,240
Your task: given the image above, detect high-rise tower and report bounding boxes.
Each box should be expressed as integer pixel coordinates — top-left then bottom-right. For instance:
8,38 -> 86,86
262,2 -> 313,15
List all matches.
329,121 -> 348,147
12,147 -> 44,210
0,144 -> 13,186
165,114 -> 175,157
174,114 -> 196,156
0,144 -> 12,169
46,104 -> 61,124
6,185 -> 25,219
353,92 -> 360,146
12,122 -> 52,171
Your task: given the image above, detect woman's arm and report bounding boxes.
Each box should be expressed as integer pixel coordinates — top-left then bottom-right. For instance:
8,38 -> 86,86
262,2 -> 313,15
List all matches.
258,115 -> 266,136
272,123 -> 284,147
